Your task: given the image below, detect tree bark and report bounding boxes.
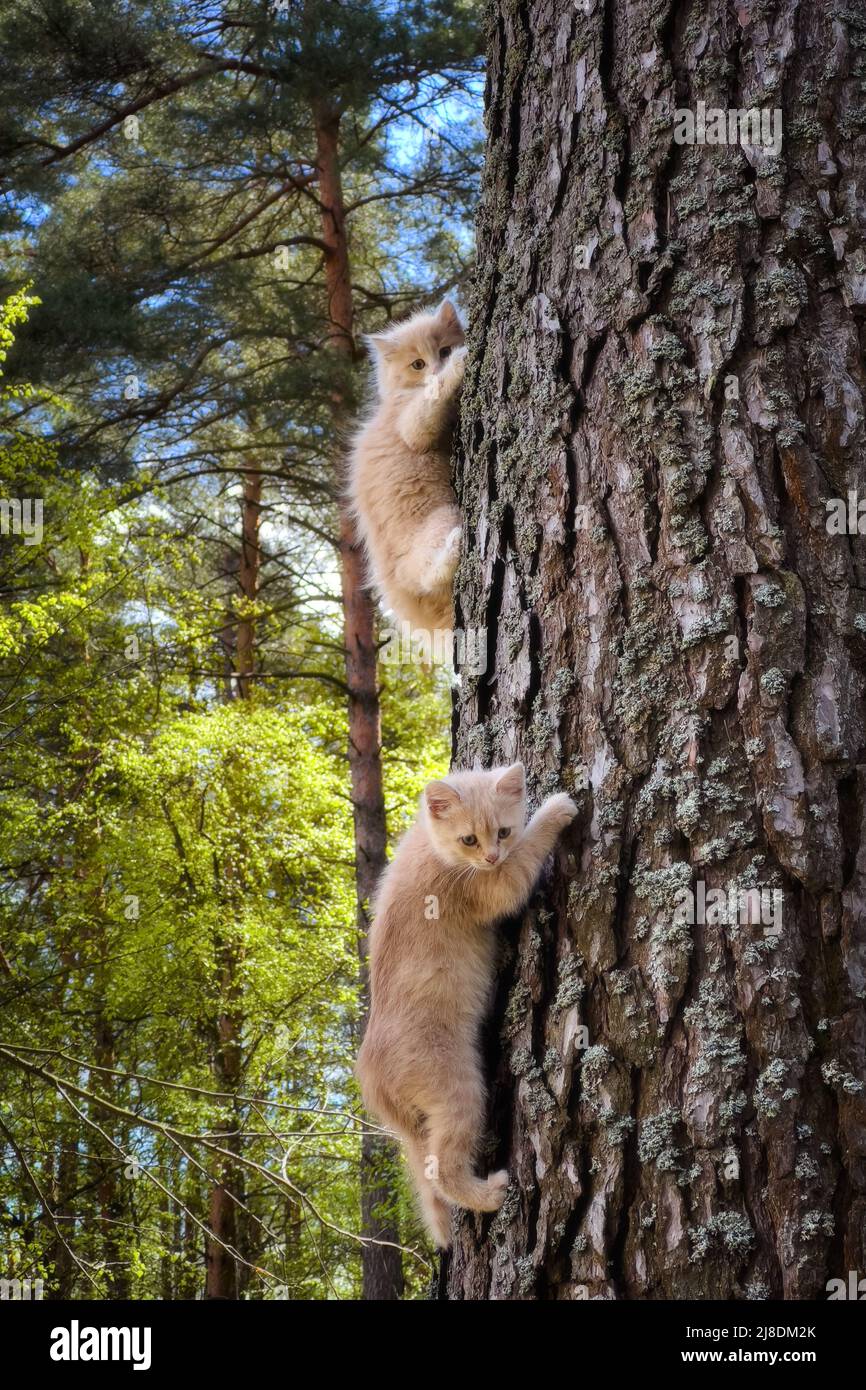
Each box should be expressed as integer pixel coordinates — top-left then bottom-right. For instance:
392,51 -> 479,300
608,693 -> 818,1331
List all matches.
92,1010 -> 130,1299
448,0 -> 866,1300
203,913 -> 245,1299
236,467 -> 262,700
77,548 -> 131,1298
47,1126 -> 79,1300
314,103 -> 404,1302
204,475 -> 259,1298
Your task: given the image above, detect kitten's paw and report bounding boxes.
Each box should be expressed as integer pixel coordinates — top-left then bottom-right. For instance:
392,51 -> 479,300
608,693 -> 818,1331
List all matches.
423,371 -> 445,402
427,1202 -> 453,1250
440,525 -> 461,569
443,345 -> 467,390
483,1169 -> 510,1211
426,526 -> 461,589
545,792 -> 579,828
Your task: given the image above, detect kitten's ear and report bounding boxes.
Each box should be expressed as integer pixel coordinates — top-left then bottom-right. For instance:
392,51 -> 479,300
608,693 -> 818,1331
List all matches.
495,762 -> 525,800
425,779 -> 462,820
437,300 -> 462,333
366,332 -> 397,359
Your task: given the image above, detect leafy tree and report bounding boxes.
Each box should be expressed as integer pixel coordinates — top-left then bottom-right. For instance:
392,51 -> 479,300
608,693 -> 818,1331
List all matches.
1,0 -> 479,1298
0,293 -> 449,1298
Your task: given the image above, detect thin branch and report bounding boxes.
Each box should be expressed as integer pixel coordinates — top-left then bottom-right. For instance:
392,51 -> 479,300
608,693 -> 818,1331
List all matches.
38,60 -> 275,169
0,1114 -> 100,1291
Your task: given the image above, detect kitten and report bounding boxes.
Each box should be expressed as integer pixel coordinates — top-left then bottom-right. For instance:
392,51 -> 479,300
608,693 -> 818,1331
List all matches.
355,763 -> 578,1248
347,300 -> 466,636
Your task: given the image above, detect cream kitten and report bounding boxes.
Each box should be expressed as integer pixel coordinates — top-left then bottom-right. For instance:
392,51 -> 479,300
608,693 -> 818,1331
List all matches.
347,300 -> 465,635
355,763 -> 578,1248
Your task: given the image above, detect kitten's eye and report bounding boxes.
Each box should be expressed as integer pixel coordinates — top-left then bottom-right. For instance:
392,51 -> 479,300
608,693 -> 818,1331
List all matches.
410,358 -> 426,371
439,346 -> 452,360
498,827 -> 511,840
460,834 -> 478,846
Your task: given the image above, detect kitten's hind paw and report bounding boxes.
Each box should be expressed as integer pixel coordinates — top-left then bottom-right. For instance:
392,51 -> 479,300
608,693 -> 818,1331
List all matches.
430,1210 -> 453,1250
482,1169 -> 510,1212
440,525 -> 461,568
425,526 -> 461,590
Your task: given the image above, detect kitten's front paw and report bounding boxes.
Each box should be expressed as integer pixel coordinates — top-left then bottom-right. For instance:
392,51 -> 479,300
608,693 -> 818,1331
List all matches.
423,371 -> 446,402
443,345 -> 467,390
544,792 -> 579,829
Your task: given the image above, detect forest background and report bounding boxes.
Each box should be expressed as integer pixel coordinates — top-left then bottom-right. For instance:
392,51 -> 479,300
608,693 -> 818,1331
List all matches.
0,0 -> 483,1301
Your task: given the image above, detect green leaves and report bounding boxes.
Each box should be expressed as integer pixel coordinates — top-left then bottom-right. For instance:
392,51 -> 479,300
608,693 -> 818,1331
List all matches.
0,295 -> 449,1297
0,0 -> 477,1295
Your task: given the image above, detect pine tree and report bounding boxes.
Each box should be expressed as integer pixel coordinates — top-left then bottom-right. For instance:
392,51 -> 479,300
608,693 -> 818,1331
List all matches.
447,0 -> 866,1300
0,0 -> 480,1298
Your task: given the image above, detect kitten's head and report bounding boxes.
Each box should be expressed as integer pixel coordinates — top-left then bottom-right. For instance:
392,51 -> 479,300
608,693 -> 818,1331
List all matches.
366,300 -> 464,395
422,763 -> 526,871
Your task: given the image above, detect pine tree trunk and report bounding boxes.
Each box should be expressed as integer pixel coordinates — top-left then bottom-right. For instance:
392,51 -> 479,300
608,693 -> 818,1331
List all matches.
47,1127 -> 79,1299
204,929 -> 244,1300
448,0 -> 866,1300
314,105 -> 404,1302
92,1012 -> 130,1299
235,467 -> 262,700
204,477 -> 259,1298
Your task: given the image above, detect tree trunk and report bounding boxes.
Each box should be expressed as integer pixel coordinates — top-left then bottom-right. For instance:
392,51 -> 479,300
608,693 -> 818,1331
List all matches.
77,548 -> 131,1297
47,1126 -> 79,1300
92,1010 -> 130,1299
204,475 -> 260,1298
448,0 -> 866,1300
314,104 -> 404,1302
203,917 -> 245,1299
235,467 -> 262,700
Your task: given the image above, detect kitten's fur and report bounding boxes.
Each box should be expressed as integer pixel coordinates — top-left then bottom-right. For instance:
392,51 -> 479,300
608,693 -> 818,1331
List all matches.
347,301 -> 465,634
355,763 -> 578,1248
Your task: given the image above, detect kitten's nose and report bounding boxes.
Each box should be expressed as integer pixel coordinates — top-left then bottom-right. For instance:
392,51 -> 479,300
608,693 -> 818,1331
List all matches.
485,851 -> 499,865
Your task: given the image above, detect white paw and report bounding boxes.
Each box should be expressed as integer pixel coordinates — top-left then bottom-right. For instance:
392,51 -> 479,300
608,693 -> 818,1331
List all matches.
441,525 -> 461,565
424,372 -> 444,401
545,792 -> 579,828
426,527 -> 461,588
483,1170 -> 509,1211
443,345 -> 467,391
428,1204 -> 453,1250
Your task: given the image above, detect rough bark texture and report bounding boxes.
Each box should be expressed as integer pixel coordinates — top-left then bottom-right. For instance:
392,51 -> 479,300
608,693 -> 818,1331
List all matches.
448,0 -> 866,1300
315,105 -> 404,1302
